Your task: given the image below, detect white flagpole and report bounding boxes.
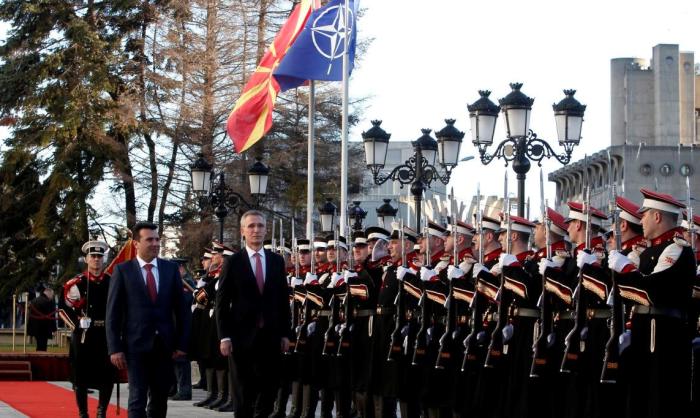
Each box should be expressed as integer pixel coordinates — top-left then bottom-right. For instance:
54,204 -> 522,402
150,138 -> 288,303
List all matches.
339,0 -> 350,233
307,80 -> 316,239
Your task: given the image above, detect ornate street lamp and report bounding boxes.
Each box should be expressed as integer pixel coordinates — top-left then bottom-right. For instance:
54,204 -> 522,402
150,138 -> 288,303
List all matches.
348,201 -> 368,232
375,198 -> 398,230
468,83 -> 586,216
319,198 -> 337,233
190,153 -> 270,242
362,120 -> 466,231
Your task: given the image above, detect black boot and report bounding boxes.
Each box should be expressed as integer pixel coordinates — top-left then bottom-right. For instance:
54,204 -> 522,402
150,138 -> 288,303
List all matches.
193,361 -> 207,390
194,368 -> 217,407
321,388 -> 334,418
270,382 -> 291,418
285,381 -> 302,418
96,384 -> 113,418
75,386 -> 89,418
206,369 -> 228,409
335,390 -> 352,418
300,384 -> 319,418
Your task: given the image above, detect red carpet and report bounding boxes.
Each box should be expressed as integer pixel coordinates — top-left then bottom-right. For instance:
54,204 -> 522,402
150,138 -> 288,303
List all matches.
0,382 -> 122,417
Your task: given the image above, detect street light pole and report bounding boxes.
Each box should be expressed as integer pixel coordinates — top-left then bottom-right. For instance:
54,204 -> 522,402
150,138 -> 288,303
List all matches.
362,120 -> 465,232
468,84 -> 586,217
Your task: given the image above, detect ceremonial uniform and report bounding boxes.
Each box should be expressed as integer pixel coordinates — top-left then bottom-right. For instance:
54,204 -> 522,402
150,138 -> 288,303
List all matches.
611,189 -> 695,418
62,240 -> 115,418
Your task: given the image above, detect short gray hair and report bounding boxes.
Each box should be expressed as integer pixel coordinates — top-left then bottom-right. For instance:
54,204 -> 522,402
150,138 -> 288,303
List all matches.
241,210 -> 266,226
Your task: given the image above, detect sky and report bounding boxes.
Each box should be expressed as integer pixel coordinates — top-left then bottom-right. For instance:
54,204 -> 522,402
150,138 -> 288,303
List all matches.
348,0 -> 700,214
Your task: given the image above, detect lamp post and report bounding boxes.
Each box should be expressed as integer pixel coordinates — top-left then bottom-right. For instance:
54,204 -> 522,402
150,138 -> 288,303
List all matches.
362,119 -> 465,232
348,201 -> 368,232
190,153 -> 270,242
468,83 -> 586,217
319,198 -> 338,233
375,198 -> 398,230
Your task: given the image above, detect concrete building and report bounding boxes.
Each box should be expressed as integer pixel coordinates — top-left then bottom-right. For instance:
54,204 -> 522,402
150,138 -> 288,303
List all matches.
550,44 -> 699,214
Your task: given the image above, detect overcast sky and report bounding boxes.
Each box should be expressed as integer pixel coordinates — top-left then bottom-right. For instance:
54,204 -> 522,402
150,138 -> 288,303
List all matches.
349,0 -> 700,213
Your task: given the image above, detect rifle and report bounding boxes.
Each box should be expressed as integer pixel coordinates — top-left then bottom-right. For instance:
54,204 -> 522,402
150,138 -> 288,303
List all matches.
462,183 -> 485,372
412,209 -> 431,366
286,225 -> 299,355
337,223 -> 354,357
530,169 -> 554,378
601,151 -> 624,383
388,219 -> 407,361
561,156 -> 592,373
295,219 -> 314,354
484,171 -> 512,368
322,226 -> 342,355
436,188 -> 458,369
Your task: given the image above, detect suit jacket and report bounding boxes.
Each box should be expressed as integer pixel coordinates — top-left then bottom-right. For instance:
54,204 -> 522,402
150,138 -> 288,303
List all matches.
216,248 -> 291,349
106,258 -> 190,355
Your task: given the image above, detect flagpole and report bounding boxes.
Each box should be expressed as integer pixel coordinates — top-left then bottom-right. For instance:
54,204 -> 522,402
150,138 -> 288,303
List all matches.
339,0 -> 350,233
307,80 -> 316,239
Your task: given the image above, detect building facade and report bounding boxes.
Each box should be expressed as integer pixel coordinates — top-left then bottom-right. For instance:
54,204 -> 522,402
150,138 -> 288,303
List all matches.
550,44 -> 699,214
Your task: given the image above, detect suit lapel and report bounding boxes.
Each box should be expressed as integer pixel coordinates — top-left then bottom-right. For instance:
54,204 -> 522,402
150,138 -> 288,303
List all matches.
155,258 -> 168,305
263,249 -> 274,295
130,259 -> 150,302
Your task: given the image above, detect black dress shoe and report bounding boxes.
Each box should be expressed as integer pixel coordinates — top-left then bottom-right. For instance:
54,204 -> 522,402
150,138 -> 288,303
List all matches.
170,393 -> 192,401
193,381 -> 204,389
207,396 -> 228,410
216,401 -> 235,412
194,394 -> 216,407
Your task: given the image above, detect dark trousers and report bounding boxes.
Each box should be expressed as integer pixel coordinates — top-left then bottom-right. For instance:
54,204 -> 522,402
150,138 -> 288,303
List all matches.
35,335 -> 49,351
230,331 -> 282,418
126,336 -> 175,418
173,357 -> 192,397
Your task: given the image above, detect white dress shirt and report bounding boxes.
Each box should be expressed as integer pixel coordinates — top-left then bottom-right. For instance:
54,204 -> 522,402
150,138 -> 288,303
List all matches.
136,256 -> 160,293
246,246 -> 266,282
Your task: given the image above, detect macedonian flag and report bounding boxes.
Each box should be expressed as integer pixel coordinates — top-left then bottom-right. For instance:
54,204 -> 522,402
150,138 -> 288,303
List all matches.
227,0 -> 314,153
105,238 -> 137,276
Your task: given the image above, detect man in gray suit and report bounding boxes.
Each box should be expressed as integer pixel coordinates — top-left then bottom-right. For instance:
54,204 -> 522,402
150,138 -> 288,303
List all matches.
106,221 -> 191,418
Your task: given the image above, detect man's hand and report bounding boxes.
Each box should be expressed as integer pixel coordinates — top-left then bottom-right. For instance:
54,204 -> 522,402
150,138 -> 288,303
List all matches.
281,337 -> 290,353
220,340 -> 232,357
110,352 -> 127,370
172,350 -> 187,360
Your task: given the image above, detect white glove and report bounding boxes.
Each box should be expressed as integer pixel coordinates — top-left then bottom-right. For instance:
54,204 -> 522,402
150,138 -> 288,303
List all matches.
472,262 -> 487,278
498,253 -> 518,269
538,258 -> 558,276
327,272 -> 343,288
292,277 -> 303,287
458,258 -> 475,272
420,267 -> 437,282
304,272 -> 317,285
396,266 -> 409,281
447,265 -> 465,280
489,263 -> 502,276
344,270 -> 358,282
608,250 -> 634,273
576,251 -> 598,269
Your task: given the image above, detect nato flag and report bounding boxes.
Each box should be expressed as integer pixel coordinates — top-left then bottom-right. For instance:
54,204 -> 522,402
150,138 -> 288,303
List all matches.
274,0 -> 357,92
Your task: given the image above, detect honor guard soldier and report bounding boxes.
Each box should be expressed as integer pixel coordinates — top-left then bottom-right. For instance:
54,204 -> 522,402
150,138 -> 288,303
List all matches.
344,230 -> 380,418
473,214 -> 539,418
438,220 -> 477,417
193,242 -> 231,410
608,189 -> 695,418
682,212 -> 700,411
371,224 -> 418,418
62,240 -> 116,418
414,220 -> 451,418
466,214 -> 502,418
531,207 -> 572,416
191,248 -> 212,391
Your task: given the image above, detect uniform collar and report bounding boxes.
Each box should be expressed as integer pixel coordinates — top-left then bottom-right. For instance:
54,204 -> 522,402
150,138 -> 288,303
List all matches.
650,227 -> 684,246
620,235 -> 646,252
483,247 -> 502,263
575,236 -> 605,254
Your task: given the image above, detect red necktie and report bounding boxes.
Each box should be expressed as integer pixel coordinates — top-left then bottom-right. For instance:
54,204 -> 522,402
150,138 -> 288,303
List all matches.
144,264 -> 157,303
254,253 -> 264,294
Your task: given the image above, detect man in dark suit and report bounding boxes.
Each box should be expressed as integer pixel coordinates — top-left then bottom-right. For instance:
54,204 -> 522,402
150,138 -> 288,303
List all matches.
106,221 -> 191,418
216,210 -> 291,418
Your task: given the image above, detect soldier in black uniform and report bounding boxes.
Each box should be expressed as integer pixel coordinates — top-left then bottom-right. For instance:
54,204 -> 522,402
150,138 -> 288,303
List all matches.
192,248 -> 213,391
609,189 -> 695,418
62,240 -> 116,418
370,224 -> 417,418
28,283 -> 56,351
681,212 -> 700,411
